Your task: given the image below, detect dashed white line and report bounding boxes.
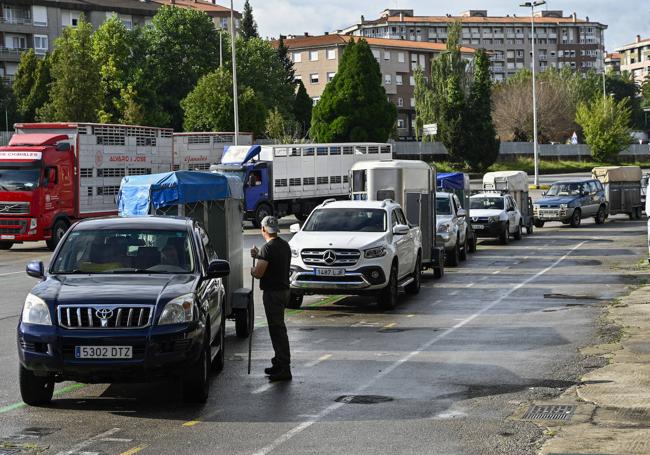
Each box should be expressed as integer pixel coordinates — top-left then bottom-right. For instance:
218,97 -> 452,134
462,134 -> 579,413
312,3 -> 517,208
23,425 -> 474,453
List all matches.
305,354 -> 332,368
312,338 -> 327,344
252,240 -> 588,455
251,383 -> 276,395
492,270 -> 501,275
466,283 -> 475,288
449,290 -> 459,296
0,271 -> 22,277
54,428 -> 122,455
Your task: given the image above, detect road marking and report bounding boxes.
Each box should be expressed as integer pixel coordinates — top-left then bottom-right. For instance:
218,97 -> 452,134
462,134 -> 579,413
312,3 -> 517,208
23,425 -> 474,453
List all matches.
492,270 -> 501,275
54,428 -> 121,455
383,322 -> 397,328
305,354 -> 332,368
252,240 -> 588,455
119,446 -> 147,455
406,314 -> 415,318
312,338 -> 327,344
0,383 -> 86,415
466,283 -> 475,288
252,383 -> 276,394
102,438 -> 133,443
349,339 -> 361,345
0,271 -> 22,277
449,291 -> 459,296
182,420 -> 202,427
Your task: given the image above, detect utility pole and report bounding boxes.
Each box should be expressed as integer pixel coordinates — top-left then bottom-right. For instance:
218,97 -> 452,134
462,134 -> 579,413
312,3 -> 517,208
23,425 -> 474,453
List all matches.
230,0 -> 239,145
520,1 -> 545,189
219,32 -> 223,68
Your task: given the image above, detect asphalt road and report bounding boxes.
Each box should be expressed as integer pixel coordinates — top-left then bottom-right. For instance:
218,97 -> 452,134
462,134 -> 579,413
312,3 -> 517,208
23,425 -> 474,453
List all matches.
0,213 -> 647,455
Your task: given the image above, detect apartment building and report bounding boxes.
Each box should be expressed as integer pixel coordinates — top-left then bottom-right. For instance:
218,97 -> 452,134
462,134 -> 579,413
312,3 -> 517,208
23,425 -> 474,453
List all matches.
616,36 -> 650,85
604,52 -> 621,74
339,9 -> 607,81
0,0 -> 239,86
277,34 -> 475,140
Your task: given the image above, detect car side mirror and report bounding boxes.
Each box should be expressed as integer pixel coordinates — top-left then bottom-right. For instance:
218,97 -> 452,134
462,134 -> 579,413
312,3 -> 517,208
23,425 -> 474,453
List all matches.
393,224 -> 410,235
26,261 -> 45,279
289,223 -> 301,234
457,208 -> 467,217
507,207 -> 514,212
207,260 -> 230,279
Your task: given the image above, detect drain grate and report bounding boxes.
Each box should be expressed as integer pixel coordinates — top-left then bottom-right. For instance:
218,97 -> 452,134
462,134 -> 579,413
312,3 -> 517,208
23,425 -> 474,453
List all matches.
335,395 -> 394,404
523,404 -> 576,421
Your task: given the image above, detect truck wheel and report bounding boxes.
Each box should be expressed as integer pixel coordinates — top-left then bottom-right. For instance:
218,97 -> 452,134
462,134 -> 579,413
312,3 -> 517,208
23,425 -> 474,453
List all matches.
570,209 -> 582,228
19,365 -> 54,406
286,293 -> 303,309
514,223 -> 522,240
0,241 -> 13,250
595,206 -> 606,224
212,308 -> 226,373
405,255 -> 421,295
46,219 -> 68,251
446,244 -> 459,267
459,237 -> 468,261
235,300 -> 253,339
183,335 -> 210,403
254,203 -> 273,228
378,265 -> 398,310
499,223 -> 510,245
534,219 -> 545,228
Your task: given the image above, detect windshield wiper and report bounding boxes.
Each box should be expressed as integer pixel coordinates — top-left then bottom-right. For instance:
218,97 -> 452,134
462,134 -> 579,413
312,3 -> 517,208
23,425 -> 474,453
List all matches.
108,269 -> 169,274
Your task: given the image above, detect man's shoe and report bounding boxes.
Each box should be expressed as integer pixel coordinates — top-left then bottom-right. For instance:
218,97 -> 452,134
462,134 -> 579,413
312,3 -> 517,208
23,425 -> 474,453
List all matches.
268,369 -> 292,382
264,365 -> 281,375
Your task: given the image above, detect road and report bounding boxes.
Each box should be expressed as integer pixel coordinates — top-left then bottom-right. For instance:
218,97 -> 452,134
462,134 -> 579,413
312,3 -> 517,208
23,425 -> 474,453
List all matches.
0,213 -> 647,454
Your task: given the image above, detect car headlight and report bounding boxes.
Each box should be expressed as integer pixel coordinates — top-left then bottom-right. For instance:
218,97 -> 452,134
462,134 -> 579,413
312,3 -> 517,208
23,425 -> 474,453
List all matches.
291,248 -> 299,258
560,204 -> 568,209
489,216 -> 500,223
158,293 -> 195,325
438,224 -> 450,233
364,246 -> 387,258
22,293 -> 51,326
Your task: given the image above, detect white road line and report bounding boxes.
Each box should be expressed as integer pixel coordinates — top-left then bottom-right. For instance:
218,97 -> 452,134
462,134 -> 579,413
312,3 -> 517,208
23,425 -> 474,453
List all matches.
449,291 -> 459,296
349,339 -> 361,345
252,240 -> 588,455
0,271 -> 22,277
54,428 -> 122,455
312,338 -> 327,344
305,354 -> 332,368
252,383 -> 276,394
466,283 -> 475,288
492,270 -> 501,275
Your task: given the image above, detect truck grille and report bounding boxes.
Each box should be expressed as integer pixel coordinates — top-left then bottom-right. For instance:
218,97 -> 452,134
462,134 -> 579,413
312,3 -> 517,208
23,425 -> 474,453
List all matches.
301,249 -> 361,267
0,219 -> 27,234
0,202 -> 29,215
57,305 -> 153,329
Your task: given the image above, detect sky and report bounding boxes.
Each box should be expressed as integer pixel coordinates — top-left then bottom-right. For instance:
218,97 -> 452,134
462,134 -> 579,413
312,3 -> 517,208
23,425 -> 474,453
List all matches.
246,0 -> 650,51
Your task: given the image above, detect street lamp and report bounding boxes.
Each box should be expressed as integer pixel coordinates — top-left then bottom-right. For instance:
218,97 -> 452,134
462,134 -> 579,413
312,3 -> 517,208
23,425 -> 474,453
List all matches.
520,0 -> 545,189
230,0 -> 239,146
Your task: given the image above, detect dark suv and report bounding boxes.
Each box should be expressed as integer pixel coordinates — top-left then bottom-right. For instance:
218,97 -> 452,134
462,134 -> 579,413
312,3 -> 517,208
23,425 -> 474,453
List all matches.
17,216 -> 230,405
533,179 -> 608,228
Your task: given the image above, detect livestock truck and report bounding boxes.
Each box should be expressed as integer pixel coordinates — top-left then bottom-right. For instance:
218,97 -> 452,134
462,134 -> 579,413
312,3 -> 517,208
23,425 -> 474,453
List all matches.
0,123 -> 173,250
172,132 -> 253,171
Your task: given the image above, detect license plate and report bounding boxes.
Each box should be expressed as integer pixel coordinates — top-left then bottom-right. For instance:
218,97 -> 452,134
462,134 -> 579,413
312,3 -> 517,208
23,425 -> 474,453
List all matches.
1,235 -> 15,240
75,346 -> 132,359
471,224 -> 484,230
314,268 -> 346,277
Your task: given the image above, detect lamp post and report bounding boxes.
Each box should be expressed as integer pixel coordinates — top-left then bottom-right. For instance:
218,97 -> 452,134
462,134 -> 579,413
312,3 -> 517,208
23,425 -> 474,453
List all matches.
520,0 -> 545,189
230,0 -> 239,146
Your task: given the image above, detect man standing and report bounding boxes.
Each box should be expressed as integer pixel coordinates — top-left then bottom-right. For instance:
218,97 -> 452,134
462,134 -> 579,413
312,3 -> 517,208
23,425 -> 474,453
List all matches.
250,216 -> 292,382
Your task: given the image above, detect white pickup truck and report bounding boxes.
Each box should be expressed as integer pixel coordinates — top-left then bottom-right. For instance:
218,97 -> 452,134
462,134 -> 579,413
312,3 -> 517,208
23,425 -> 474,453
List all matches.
288,199 -> 422,310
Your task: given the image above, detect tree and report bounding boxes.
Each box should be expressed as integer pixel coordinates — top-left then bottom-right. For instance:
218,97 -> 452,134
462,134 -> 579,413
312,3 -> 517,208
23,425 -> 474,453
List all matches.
276,36 -> 295,86
0,78 -> 17,132
642,74 -> 650,108
293,80 -> 312,136
240,1 -> 259,40
40,15 -> 100,122
311,39 -> 396,142
181,68 -> 266,135
12,49 -> 38,122
576,96 -> 631,163
265,108 -> 301,143
26,54 -> 52,121
464,49 -> 499,171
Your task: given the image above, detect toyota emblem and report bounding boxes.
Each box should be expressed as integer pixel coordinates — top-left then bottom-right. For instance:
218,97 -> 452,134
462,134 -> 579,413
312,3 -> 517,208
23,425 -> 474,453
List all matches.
95,308 -> 113,327
323,250 -> 337,265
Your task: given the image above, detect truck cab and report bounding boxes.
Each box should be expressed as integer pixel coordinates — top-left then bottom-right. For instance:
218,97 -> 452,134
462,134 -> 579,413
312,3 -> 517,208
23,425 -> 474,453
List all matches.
0,134 -> 74,250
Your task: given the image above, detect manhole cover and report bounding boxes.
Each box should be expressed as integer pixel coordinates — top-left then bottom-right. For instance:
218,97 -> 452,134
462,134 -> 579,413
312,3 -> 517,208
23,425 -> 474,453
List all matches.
523,404 -> 576,421
335,395 -> 394,404
378,328 -> 407,333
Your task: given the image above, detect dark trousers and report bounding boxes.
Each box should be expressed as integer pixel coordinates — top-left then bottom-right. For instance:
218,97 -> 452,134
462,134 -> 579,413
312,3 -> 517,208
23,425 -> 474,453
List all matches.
262,290 -> 291,370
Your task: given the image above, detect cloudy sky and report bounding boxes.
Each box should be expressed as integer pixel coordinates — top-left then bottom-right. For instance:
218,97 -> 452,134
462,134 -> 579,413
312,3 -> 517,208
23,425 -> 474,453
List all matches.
246,0 -> 649,50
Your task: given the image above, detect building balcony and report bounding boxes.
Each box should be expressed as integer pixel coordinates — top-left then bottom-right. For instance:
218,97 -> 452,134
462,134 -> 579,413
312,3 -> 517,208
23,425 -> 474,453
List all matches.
494,33 -> 504,38
0,47 -> 27,60
1,75 -> 15,86
506,33 -> 515,38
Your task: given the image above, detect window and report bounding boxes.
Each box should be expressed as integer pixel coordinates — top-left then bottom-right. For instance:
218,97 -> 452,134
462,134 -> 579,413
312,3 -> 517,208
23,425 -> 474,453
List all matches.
32,5 -> 47,26
397,119 -> 405,129
395,75 -> 403,85
312,97 -> 320,105
293,52 -> 302,63
384,50 -> 390,60
397,97 -> 404,107
310,73 -> 319,84
384,74 -> 392,85
33,35 -> 48,54
327,48 -> 336,60
410,98 -> 415,107
309,51 -> 319,61
409,76 -> 415,86
294,75 -> 302,82
372,49 -> 380,60
398,52 -> 405,63
327,72 -> 336,82
5,34 -> 26,49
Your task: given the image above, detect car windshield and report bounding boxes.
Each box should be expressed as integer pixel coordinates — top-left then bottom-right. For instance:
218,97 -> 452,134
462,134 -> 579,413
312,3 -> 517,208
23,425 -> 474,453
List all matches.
470,197 -> 504,210
546,183 -> 582,197
0,166 -> 40,191
303,208 -> 387,232
51,229 -> 194,274
436,197 -> 452,215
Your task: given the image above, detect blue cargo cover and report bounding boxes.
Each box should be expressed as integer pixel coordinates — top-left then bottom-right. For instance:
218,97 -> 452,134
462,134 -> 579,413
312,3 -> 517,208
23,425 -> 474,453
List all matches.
118,171 -> 243,216
437,172 -> 465,191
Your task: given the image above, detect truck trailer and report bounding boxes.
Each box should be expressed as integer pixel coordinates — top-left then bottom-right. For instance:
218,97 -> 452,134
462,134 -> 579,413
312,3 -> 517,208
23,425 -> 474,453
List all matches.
0,123 -> 173,250
172,132 -> 253,171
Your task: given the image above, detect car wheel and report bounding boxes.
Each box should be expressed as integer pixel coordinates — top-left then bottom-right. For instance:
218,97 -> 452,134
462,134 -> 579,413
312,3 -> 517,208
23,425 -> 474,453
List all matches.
570,209 -> 582,228
19,365 -> 54,406
212,309 -> 226,373
378,264 -> 398,310
499,223 -> 510,245
595,206 -> 606,225
183,335 -> 210,403
46,219 -> 69,251
405,255 -> 421,295
534,219 -> 545,228
459,237 -> 468,261
446,243 -> 459,267
254,203 -> 273,228
0,241 -> 13,250
514,223 -> 522,240
286,292 -> 303,309
235,299 -> 254,338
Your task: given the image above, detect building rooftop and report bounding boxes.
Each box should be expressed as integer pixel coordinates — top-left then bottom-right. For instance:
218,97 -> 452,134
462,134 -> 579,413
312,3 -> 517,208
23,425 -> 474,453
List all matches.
150,0 -> 237,15
616,36 -> 650,51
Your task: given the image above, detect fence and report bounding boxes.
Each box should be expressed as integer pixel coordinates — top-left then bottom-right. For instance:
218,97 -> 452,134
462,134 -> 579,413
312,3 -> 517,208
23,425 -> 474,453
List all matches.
0,131 -> 12,146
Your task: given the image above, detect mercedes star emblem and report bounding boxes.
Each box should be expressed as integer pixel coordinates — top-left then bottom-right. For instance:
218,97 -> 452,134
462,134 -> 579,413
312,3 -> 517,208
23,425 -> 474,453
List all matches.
323,250 -> 337,265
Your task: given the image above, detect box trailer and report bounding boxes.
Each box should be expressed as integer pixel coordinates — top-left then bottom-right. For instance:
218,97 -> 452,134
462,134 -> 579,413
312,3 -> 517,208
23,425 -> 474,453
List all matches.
592,166 -> 643,219
173,132 -> 253,171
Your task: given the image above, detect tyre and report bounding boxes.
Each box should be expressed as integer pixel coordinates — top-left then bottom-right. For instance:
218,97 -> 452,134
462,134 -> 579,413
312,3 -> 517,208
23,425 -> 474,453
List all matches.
405,255 -> 421,295
595,206 -> 606,225
378,264 -> 398,310
235,300 -> 254,338
212,309 -> 226,373
19,365 -> 54,406
527,223 -> 534,235
499,223 -> 510,245
254,203 -> 273,228
468,234 -> 477,253
46,219 -> 68,251
459,236 -> 468,261
286,292 -> 303,309
446,243 -> 459,267
569,209 -> 582,228
513,223 -> 522,240
183,336 -> 210,403
534,219 -> 545,228
433,265 -> 444,279
0,241 -> 13,250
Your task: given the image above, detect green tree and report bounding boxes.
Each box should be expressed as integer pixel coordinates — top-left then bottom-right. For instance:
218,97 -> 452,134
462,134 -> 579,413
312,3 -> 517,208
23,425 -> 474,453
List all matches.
181,68 -> 266,135
0,78 -> 17,132
12,49 -> 38,121
642,74 -> 650,108
311,39 -> 396,142
265,107 -> 300,143
141,6 -> 221,129
276,36 -> 295,86
464,49 -> 499,171
26,54 -> 52,121
40,15 -> 100,122
576,96 -> 631,163
240,0 -> 259,40
293,80 -> 312,136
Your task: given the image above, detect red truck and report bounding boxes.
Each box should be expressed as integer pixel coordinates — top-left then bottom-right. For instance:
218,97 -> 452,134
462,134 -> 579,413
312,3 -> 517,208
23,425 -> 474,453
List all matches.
0,123 -> 173,250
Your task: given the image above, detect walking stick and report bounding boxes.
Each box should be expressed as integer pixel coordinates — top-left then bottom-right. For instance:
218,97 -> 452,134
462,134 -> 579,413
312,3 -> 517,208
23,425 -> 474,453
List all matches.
248,257 -> 255,375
